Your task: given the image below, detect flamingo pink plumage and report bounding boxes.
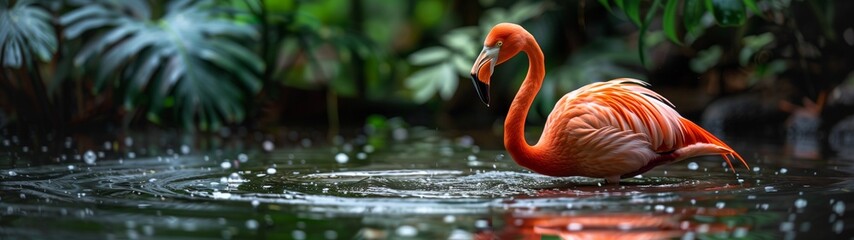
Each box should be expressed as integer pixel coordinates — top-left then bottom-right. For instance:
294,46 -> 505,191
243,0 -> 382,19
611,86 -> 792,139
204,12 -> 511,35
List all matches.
469,23 -> 748,183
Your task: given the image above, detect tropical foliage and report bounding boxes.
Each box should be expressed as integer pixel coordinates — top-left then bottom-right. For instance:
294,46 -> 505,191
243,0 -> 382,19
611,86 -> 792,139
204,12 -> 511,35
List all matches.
61,0 -> 262,130
0,0 -> 845,133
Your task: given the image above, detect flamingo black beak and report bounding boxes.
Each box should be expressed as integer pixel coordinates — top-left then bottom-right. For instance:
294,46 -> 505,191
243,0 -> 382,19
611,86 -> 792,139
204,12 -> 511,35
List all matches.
470,46 -> 499,107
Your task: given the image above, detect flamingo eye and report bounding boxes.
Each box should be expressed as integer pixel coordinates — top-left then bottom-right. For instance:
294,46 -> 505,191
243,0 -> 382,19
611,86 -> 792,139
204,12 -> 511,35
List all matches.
496,41 -> 503,47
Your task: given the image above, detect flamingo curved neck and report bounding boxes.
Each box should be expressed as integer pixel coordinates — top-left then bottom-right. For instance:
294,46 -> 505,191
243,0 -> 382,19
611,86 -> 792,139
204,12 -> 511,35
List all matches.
504,33 -> 545,166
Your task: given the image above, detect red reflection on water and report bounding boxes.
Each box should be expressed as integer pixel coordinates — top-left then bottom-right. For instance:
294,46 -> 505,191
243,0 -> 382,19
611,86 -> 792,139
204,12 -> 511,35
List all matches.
478,206 -> 747,240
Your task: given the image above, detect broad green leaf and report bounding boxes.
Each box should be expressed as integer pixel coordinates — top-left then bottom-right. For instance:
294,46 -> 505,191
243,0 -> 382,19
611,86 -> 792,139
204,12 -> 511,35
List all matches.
690,45 -> 722,73
405,65 -> 440,103
59,5 -> 111,26
663,0 -> 681,44
743,0 -> 761,15
684,0 -> 706,34
739,32 -> 774,65
637,0 -> 662,68
451,55 -> 470,77
64,18 -> 116,38
624,0 -> 641,26
408,47 -> 450,66
507,1 -> 542,23
614,0 -> 625,10
437,63 -> 458,100
1,0 -> 57,68
709,0 -> 746,26
598,0 -> 613,13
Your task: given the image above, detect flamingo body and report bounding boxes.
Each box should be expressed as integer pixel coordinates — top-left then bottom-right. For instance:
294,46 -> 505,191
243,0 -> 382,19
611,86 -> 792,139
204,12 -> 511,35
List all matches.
469,23 -> 748,183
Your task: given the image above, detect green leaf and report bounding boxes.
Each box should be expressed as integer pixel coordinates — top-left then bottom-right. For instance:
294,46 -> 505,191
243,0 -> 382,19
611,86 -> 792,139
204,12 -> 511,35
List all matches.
743,0 -> 761,15
709,0 -> 746,26
739,32 -> 774,65
63,16 -> 115,38
60,0 -> 264,130
507,1 -> 543,23
690,45 -> 722,73
598,0 -> 613,13
624,0 -> 642,26
451,55 -> 470,77
404,63 -> 458,103
614,0 -> 625,10
663,0 -> 682,44
408,46 -> 450,66
638,0 -> 662,68
684,0 -> 706,34
437,63 -> 457,100
0,0 -> 58,68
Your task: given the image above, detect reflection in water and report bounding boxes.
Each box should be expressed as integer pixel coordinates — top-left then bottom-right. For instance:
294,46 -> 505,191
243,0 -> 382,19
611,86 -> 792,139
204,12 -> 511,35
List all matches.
490,206 -> 760,239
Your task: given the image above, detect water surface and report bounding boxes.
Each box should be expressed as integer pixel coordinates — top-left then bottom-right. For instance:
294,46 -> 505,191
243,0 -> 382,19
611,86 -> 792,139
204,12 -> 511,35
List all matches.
1,128 -> 852,239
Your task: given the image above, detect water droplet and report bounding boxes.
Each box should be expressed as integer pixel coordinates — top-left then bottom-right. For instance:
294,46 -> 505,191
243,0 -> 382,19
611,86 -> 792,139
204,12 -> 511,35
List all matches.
238,153 -> 249,163
363,145 -> 375,153
251,200 -> 260,208
393,128 -> 408,141
356,152 -> 367,160
335,153 -> 349,164
568,222 -> 583,231
474,219 -> 489,229
323,230 -> 338,239
266,168 -> 277,174
733,227 -> 748,238
125,137 -> 134,147
834,221 -> 844,234
780,221 -> 794,231
103,141 -> 112,150
292,230 -> 306,240
263,140 -> 274,151
181,145 -> 191,154
148,178 -> 157,183
227,173 -> 243,183
456,136 -> 474,147
687,162 -> 699,170
221,161 -> 232,169
716,202 -> 726,209
780,168 -> 788,174
212,192 -> 232,199
84,150 -> 97,165
128,152 -> 136,159
752,166 -> 761,172
834,201 -> 846,215
7,171 -> 16,176
245,219 -> 258,230
443,215 -> 456,223
467,155 -> 477,161
795,199 -> 808,209
395,225 -> 417,237
67,165 -> 75,170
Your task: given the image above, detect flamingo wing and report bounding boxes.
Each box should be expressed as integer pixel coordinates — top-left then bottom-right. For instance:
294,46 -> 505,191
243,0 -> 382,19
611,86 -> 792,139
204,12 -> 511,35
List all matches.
541,78 -> 747,179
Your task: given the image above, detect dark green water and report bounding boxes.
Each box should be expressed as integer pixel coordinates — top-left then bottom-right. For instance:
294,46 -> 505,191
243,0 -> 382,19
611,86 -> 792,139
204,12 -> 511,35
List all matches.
1,128 -> 852,239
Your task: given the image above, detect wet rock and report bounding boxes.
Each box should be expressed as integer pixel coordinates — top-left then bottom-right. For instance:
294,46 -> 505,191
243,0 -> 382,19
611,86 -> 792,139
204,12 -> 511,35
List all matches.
701,94 -> 788,138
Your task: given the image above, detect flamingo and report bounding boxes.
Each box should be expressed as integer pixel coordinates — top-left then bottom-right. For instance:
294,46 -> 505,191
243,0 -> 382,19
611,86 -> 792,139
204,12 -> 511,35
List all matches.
469,23 -> 749,183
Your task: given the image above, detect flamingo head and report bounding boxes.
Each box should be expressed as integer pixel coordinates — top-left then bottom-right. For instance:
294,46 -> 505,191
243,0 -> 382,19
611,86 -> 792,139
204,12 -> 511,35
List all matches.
470,23 -> 527,106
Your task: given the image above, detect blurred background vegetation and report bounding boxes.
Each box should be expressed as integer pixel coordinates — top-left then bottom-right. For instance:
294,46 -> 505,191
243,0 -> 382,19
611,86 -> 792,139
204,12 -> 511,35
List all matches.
1,0 -> 852,147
